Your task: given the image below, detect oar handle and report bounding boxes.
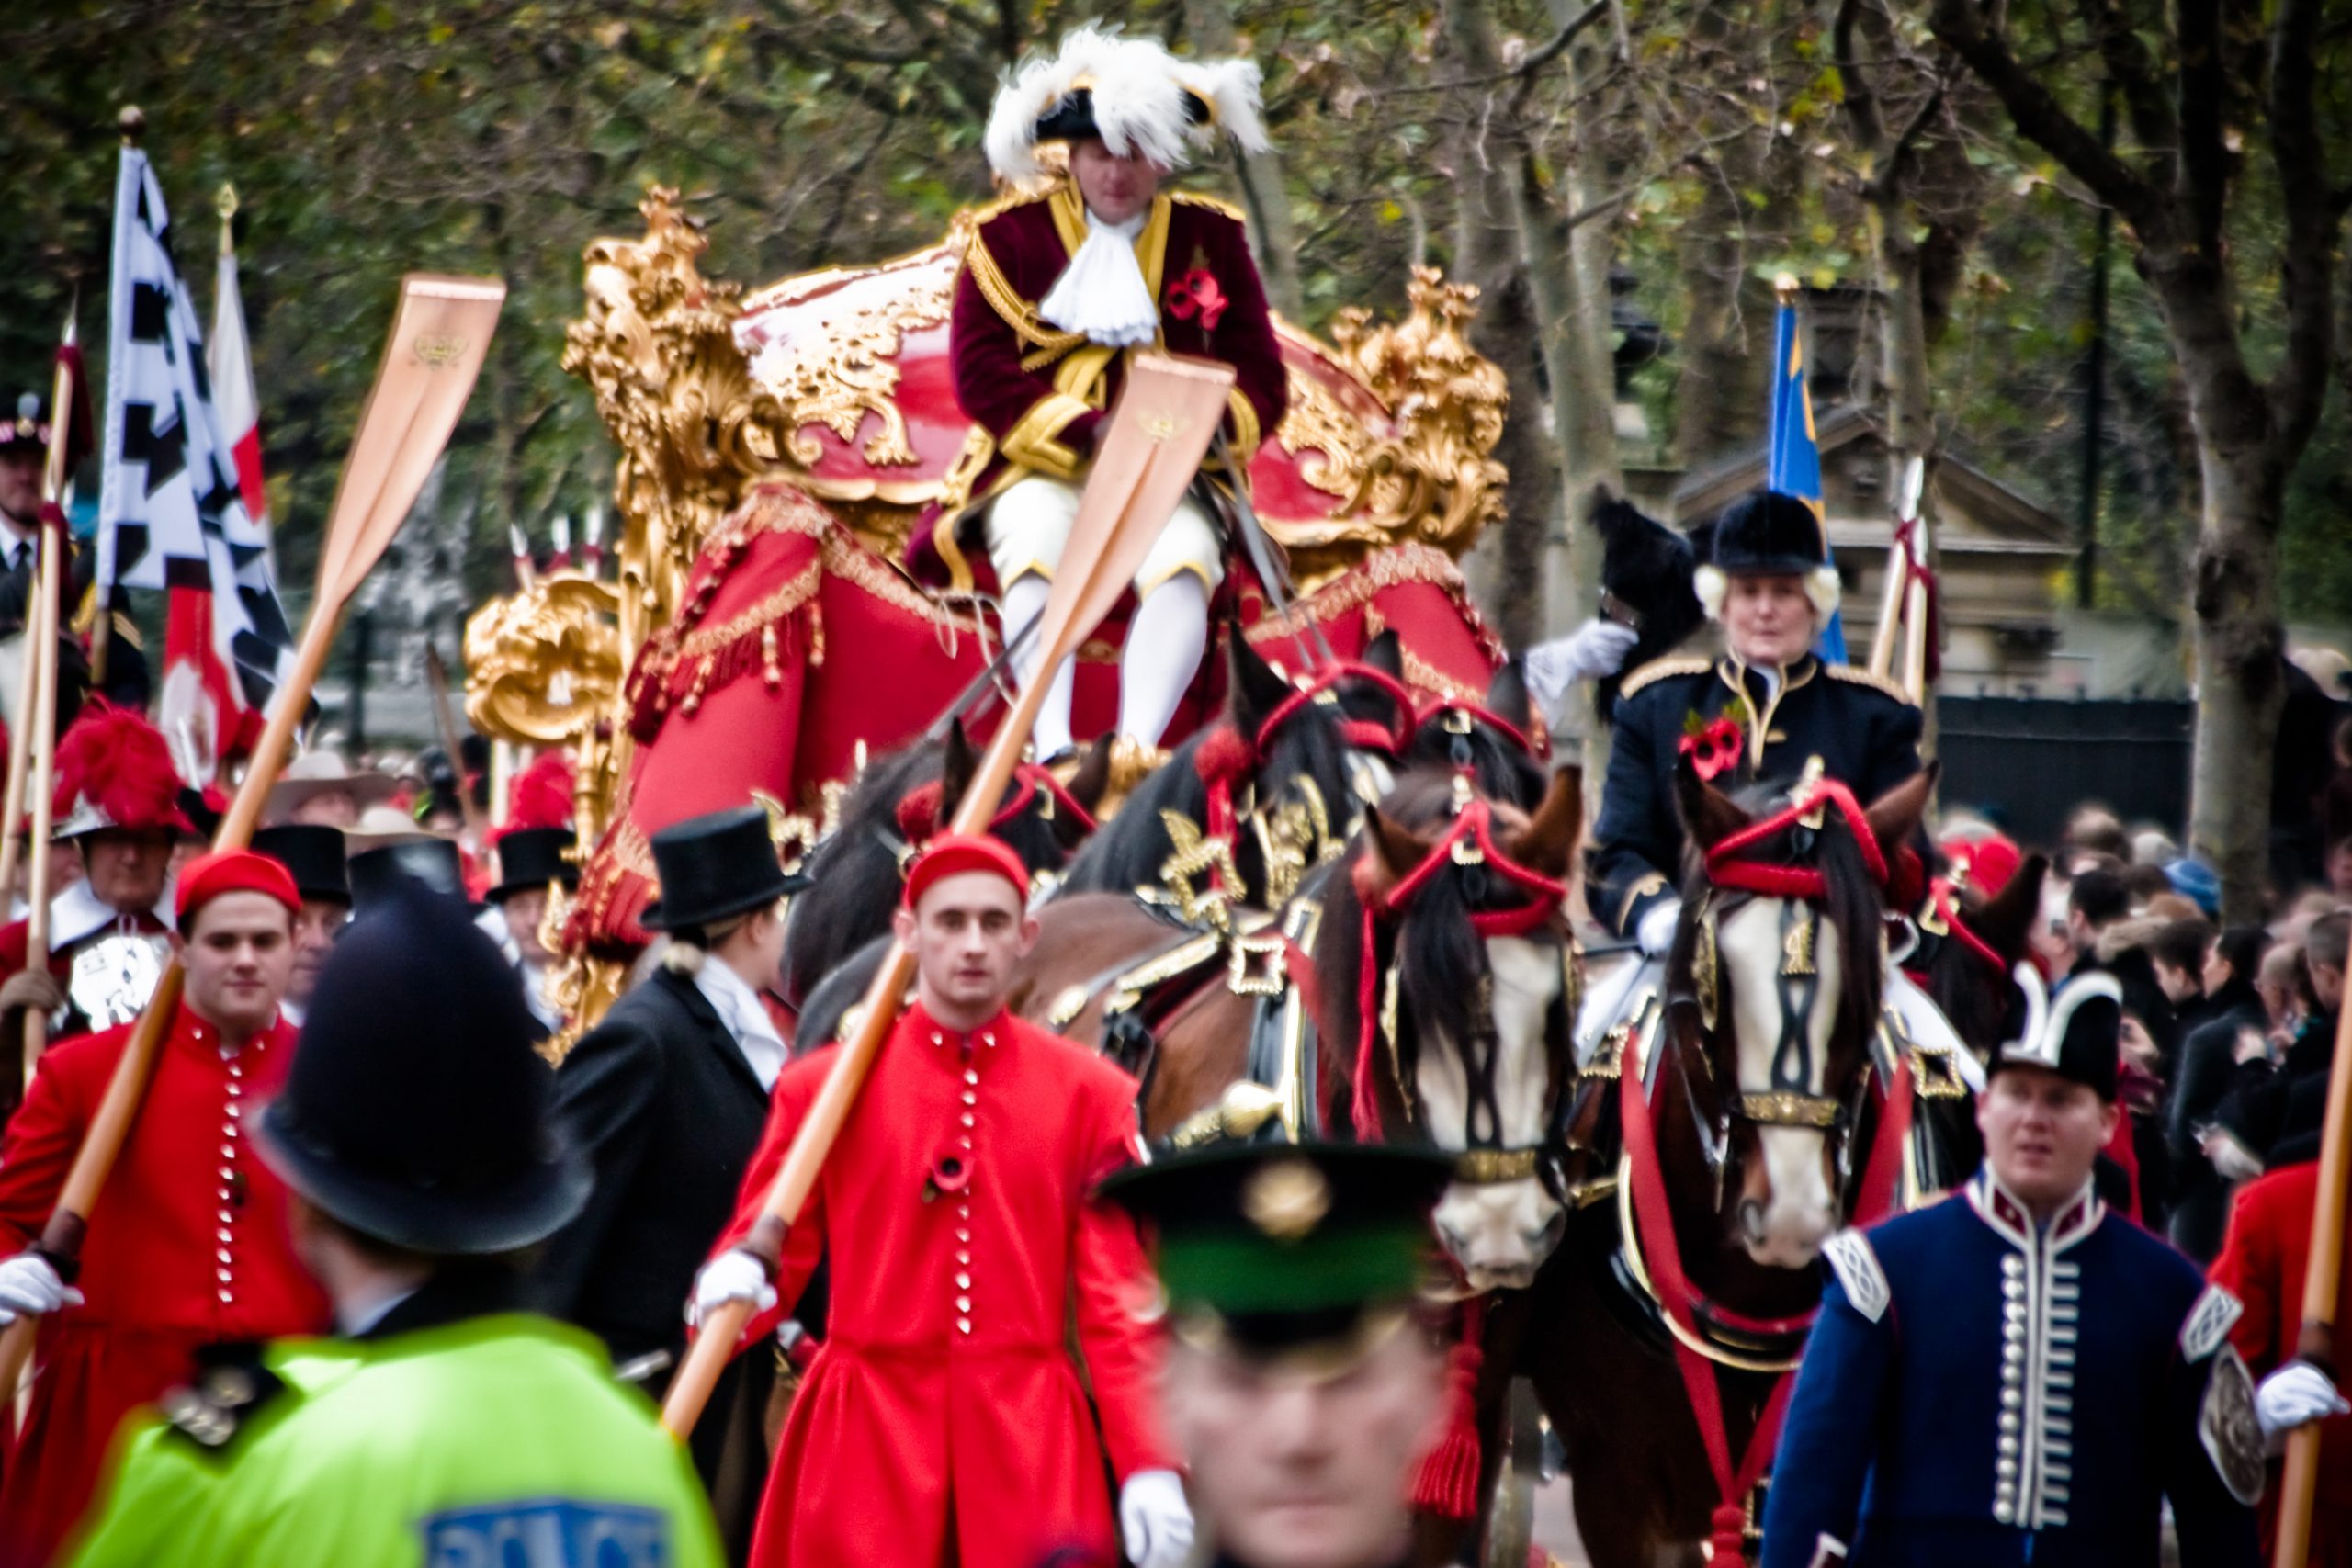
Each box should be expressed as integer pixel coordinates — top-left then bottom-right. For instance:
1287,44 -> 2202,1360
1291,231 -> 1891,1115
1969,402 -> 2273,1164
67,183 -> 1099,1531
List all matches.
2274,998 -> 2352,1567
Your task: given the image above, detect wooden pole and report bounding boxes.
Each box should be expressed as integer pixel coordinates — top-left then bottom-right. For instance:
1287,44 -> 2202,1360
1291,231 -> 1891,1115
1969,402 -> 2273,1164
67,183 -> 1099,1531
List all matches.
16,335 -> 83,1086
0,273 -> 505,1406
424,643 -> 483,840
1868,457 -> 1923,681
2273,997 -> 2352,1566
659,354 -> 1237,1438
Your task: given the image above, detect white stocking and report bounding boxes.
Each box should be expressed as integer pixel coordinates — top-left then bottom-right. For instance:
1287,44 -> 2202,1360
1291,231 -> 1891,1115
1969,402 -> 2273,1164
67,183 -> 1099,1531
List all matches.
1117,572 -> 1211,748
1001,571 -> 1076,759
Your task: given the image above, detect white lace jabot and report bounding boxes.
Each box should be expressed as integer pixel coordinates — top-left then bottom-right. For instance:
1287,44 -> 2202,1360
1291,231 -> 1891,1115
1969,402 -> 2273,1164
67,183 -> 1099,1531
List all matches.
1037,208 -> 1158,348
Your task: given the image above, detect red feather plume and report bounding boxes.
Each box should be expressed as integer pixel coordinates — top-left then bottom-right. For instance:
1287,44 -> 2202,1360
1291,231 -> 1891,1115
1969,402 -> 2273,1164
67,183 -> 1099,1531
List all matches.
52,699 -> 191,834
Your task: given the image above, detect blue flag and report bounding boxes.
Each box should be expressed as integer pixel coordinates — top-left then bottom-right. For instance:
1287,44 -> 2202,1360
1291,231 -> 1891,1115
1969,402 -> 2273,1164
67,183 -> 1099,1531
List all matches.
1768,295 -> 1845,663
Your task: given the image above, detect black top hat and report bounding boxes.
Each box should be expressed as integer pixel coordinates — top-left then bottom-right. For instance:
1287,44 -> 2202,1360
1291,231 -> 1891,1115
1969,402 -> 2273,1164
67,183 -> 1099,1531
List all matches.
347,838 -> 467,916
640,806 -> 807,933
1991,970 -> 2121,1102
1101,1142 -> 1451,1366
1708,489 -> 1828,577
488,827 -> 578,906
257,879 -> 589,1254
253,824 -> 352,907
1033,85 -> 1210,147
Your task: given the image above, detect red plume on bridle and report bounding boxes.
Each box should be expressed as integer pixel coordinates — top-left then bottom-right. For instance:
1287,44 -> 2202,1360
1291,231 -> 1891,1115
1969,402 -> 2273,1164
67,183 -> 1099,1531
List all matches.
895,780 -> 945,846
52,699 -> 192,838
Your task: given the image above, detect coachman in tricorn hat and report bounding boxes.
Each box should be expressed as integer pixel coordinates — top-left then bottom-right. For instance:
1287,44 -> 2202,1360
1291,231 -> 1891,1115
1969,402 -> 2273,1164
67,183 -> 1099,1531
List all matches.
915,27 -> 1289,772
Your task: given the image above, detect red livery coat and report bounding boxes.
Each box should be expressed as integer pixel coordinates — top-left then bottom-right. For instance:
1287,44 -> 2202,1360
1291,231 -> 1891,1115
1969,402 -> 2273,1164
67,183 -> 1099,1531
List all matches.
713,1002 -> 1175,1568
912,180 -> 1289,592
2209,1160 -> 2352,1566
0,1006 -> 328,1567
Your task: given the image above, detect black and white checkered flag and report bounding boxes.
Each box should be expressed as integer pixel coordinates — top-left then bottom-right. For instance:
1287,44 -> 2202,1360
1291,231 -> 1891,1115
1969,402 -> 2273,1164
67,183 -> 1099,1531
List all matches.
96,145 -> 300,724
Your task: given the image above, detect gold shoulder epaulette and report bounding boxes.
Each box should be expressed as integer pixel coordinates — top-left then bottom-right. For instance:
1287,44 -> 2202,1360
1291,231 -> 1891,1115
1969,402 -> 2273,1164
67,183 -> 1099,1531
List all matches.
962,184 -> 1058,231
1170,190 -> 1248,223
1826,663 -> 1919,706
1618,656 -> 1712,700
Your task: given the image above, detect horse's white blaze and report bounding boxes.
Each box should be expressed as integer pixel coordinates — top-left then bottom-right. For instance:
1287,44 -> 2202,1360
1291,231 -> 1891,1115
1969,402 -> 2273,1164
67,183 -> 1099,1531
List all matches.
1419,934 -> 1567,1291
1717,897 -> 1843,1268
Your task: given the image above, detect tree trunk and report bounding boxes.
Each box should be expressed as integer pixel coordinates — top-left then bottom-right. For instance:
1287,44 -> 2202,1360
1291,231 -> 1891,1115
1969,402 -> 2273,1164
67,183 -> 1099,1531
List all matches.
1183,0 -> 1306,321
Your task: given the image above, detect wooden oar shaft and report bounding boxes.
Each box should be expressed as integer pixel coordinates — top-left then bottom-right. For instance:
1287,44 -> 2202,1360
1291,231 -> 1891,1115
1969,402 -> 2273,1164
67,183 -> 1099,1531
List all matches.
2274,998 -> 2352,1567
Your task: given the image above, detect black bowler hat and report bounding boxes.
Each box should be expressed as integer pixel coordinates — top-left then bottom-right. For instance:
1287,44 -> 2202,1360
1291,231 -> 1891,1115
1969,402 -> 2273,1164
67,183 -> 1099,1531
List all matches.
489,827 -> 577,906
258,879 -> 589,1253
640,806 -> 808,932
254,824 -> 351,907
1991,969 -> 2122,1103
348,839 -> 467,916
1101,1142 -> 1451,1370
1708,488 -> 1829,576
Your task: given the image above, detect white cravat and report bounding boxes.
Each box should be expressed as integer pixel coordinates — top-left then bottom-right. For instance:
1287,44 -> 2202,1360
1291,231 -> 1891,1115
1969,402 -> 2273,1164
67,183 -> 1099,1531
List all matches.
1038,207 -> 1159,348
693,957 -> 786,1092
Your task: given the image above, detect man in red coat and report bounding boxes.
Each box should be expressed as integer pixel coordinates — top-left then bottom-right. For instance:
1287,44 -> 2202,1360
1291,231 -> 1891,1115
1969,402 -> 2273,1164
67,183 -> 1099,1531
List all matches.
918,28 -> 1287,765
0,702 -> 191,1054
2211,1158 -> 2352,1564
694,831 -> 1192,1568
0,850 -> 330,1566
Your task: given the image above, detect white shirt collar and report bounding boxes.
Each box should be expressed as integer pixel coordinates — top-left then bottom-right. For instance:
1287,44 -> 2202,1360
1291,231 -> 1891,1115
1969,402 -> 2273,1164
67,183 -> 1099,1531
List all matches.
693,956 -> 786,1092
1037,202 -> 1160,349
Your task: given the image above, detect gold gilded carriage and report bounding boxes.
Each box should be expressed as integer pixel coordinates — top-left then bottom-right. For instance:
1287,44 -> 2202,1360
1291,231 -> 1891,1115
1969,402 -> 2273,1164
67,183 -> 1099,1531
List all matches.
468,183 -> 1510,1031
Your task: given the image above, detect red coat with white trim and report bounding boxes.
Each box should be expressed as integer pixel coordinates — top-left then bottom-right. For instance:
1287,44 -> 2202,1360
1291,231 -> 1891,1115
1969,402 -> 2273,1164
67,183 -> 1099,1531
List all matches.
2209,1160 -> 2352,1566
711,1001 -> 1175,1568
0,1005 -> 328,1567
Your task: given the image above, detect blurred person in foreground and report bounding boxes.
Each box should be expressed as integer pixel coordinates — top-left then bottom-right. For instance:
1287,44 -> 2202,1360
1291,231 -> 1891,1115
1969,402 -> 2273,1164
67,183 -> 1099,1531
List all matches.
69,879 -> 722,1566
1102,1142 -> 1456,1568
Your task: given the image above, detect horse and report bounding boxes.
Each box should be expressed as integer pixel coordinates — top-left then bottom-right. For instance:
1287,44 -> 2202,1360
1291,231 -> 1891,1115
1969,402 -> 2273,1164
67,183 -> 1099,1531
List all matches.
1526,759 -> 1939,1568
1012,765 -> 1584,1296
777,719 -> 1108,1013
1402,658 -> 1550,812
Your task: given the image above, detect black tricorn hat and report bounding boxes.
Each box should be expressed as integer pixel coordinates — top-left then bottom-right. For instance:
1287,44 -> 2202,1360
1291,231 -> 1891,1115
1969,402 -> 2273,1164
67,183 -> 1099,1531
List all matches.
1708,488 -> 1828,576
257,879 -> 589,1253
488,826 -> 578,906
1101,1142 -> 1451,1367
347,839 -> 468,916
640,805 -> 807,932
253,823 -> 351,907
0,392 -> 51,454
1991,969 -> 2121,1102
1034,84 -> 1210,147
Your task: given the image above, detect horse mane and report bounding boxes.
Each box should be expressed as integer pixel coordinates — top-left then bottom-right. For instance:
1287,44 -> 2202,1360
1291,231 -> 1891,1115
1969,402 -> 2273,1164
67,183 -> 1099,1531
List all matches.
1674,777 -> 1887,1084
1925,854 -> 2051,1055
1403,713 -> 1545,810
781,742 -> 941,1008
1316,769 -> 1563,1139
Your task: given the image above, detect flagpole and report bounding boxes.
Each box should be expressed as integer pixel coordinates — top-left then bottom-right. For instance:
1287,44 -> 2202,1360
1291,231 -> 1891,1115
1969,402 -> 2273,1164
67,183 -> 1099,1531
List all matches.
87,108 -> 145,695
17,328 -> 81,1084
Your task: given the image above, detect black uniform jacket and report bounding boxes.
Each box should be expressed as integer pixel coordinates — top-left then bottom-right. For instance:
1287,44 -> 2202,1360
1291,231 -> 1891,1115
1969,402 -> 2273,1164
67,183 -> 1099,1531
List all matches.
534,966 -> 772,1364
1586,652 -> 1924,939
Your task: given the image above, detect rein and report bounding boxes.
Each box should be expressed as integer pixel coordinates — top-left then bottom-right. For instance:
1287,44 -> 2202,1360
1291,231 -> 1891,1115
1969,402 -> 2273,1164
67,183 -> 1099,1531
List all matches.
1703,777 -> 1889,899
1926,875 -> 2007,976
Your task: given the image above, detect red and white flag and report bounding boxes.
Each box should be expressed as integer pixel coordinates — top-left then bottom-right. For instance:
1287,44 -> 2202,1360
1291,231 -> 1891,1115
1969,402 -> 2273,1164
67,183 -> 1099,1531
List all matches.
209,208 -> 267,528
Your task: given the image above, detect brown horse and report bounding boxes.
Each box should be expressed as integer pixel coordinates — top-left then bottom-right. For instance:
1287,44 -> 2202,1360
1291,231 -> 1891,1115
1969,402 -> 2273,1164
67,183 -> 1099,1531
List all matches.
1524,760 -> 1938,1568
1011,765 -> 1583,1292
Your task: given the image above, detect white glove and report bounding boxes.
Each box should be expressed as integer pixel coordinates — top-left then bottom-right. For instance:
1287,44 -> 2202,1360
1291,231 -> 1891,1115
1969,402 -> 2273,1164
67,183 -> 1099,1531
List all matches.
1118,1468 -> 1193,1568
1636,897 -> 1684,958
2256,1360 -> 2349,1450
1525,619 -> 1643,728
685,1248 -> 775,1327
0,1253 -> 81,1325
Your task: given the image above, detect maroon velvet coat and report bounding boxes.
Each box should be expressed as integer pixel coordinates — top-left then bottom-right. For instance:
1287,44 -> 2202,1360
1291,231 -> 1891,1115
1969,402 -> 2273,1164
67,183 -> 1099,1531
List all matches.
912,181 -> 1289,592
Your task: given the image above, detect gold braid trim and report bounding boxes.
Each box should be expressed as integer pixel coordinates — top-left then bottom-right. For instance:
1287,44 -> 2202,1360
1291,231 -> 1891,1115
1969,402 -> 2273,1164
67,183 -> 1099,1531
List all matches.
674,559 -> 822,662
962,232 -> 1085,358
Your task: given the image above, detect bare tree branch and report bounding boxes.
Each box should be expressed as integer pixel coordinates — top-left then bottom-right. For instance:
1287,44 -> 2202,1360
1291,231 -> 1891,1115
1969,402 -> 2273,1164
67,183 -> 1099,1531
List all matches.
2267,0 -> 2338,456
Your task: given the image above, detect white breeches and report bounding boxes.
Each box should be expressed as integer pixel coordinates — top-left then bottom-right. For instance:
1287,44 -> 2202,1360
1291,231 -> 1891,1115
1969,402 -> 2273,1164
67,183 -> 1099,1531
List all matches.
985,474 -> 1226,598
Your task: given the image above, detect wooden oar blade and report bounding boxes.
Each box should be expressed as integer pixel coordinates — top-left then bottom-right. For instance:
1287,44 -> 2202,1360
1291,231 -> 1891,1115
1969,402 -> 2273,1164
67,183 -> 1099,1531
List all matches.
1035,353 -> 1236,670
317,275 -> 505,604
